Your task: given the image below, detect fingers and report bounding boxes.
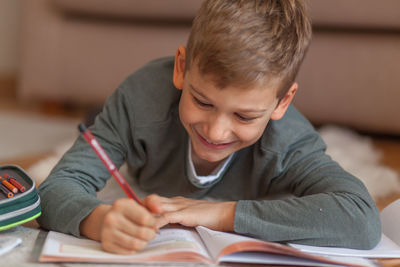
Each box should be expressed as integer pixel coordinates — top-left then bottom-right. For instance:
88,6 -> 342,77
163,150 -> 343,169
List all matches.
100,198 -> 159,254
145,195 -> 193,213
103,210 -> 157,240
147,197 -> 235,231
155,214 -> 169,229
162,210 -> 185,225
143,195 -> 192,228
114,199 -> 157,228
101,226 -> 149,254
143,194 -> 165,214
143,195 -> 218,229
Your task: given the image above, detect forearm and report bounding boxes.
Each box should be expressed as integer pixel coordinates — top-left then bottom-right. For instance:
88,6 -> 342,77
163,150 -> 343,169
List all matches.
37,178 -> 105,236
38,120 -> 127,235
243,134 -> 382,249
234,192 -> 381,249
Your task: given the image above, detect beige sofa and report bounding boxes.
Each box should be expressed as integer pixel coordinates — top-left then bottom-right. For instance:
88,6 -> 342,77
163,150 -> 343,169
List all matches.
18,0 -> 400,135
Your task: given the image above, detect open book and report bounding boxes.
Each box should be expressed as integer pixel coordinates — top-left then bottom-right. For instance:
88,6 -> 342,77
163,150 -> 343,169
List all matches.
39,199 -> 400,266
40,226 -> 374,266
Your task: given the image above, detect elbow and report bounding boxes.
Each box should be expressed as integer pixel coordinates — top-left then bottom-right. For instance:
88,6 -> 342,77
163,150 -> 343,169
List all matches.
348,208 -> 382,250
359,214 -> 382,249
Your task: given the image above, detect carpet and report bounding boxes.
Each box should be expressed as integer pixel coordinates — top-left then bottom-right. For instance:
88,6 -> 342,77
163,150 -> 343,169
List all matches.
2,111 -> 398,201
319,125 -> 400,200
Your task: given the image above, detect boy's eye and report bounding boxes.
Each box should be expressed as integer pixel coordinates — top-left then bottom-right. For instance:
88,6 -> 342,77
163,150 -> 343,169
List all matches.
193,97 -> 212,107
236,113 -> 256,122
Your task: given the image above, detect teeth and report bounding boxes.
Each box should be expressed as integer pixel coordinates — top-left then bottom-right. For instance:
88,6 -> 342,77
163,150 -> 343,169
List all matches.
206,139 -> 224,145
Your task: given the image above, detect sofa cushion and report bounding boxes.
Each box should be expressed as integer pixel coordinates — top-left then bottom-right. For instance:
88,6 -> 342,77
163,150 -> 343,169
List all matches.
54,0 -> 400,29
53,0 -> 201,21
309,0 -> 400,30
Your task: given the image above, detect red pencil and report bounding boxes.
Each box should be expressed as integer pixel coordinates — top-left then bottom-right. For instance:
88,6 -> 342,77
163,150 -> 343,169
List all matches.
8,178 -> 26,192
78,123 -> 142,204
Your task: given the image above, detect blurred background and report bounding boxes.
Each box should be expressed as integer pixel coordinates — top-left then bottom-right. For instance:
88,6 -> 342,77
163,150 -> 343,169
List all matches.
0,0 -> 399,208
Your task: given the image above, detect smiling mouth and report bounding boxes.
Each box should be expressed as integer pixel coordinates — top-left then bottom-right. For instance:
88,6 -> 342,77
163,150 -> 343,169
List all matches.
194,129 -> 236,150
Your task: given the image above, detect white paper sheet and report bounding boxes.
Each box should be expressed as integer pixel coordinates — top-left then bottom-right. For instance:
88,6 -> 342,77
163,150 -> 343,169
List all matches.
0,236 -> 22,256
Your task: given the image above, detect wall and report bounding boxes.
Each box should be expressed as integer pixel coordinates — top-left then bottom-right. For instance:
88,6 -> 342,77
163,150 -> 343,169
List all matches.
0,0 -> 22,77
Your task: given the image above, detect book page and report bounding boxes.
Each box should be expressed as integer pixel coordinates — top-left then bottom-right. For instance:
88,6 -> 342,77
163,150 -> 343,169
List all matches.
196,226 -> 335,261
196,225 -> 269,260
40,226 -> 210,263
221,252 -> 376,267
290,234 -> 400,258
381,198 -> 400,245
196,226 -> 375,267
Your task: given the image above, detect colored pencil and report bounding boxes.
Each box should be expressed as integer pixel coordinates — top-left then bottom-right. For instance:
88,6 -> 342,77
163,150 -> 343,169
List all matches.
1,180 -> 18,194
8,178 -> 26,192
0,184 -> 14,198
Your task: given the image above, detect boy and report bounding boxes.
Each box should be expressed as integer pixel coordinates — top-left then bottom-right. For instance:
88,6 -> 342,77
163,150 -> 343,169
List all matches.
38,0 -> 381,254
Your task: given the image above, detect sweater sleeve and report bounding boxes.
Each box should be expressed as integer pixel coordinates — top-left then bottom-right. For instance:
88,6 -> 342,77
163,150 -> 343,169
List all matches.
233,128 -> 381,249
37,85 -> 132,237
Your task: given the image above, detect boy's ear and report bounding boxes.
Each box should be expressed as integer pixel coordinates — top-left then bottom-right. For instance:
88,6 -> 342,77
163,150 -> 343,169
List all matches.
173,46 -> 186,90
270,83 -> 298,121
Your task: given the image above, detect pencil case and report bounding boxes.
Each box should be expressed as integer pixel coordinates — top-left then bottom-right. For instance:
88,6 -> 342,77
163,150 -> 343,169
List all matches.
0,165 -> 41,231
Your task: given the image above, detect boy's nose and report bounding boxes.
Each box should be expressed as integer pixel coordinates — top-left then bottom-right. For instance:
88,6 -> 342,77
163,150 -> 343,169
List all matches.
204,114 -> 231,143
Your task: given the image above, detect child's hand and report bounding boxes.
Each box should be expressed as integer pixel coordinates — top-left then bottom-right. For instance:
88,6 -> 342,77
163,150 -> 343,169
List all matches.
144,194 -> 237,232
80,198 -> 165,254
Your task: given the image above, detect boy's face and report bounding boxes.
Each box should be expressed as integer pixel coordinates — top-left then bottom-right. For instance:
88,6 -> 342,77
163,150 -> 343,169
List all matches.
173,46 -> 296,167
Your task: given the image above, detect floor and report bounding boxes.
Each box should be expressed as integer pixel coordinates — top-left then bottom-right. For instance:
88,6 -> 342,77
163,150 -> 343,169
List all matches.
0,77 -> 88,167
1,78 -> 400,210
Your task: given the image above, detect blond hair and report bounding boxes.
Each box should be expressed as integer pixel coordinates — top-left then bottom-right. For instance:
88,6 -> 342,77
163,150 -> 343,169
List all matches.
185,0 -> 312,98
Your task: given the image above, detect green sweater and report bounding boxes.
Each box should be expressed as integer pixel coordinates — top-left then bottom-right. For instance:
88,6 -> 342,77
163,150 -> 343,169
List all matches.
38,57 -> 381,249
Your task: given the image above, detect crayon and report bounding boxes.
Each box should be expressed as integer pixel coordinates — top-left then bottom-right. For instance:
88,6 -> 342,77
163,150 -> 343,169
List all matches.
1,180 -> 18,194
8,178 -> 25,192
0,184 -> 14,198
